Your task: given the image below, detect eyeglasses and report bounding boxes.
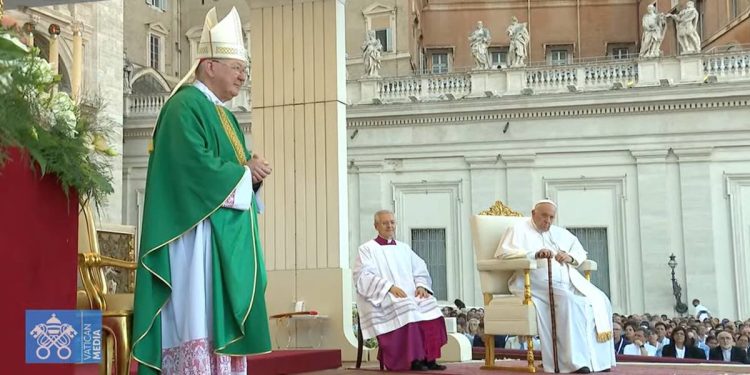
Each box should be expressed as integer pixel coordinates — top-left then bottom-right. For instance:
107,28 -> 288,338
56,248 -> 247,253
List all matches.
210,59 -> 248,76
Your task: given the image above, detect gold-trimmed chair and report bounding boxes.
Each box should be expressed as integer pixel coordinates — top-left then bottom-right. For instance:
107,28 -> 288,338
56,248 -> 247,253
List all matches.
77,205 -> 137,375
470,201 -> 597,373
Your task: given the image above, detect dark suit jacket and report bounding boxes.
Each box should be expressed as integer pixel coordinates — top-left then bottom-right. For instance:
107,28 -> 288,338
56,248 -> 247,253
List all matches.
473,334 -> 507,349
661,344 -> 706,360
709,346 -> 749,364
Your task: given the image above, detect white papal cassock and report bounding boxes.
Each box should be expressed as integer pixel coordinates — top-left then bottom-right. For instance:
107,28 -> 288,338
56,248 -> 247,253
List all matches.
495,219 -> 616,373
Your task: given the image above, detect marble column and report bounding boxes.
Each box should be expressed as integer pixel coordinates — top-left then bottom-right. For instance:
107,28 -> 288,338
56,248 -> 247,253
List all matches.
71,21 -> 83,102
631,149 -> 671,314
22,20 -> 35,48
48,24 -> 61,91
249,0 -> 356,356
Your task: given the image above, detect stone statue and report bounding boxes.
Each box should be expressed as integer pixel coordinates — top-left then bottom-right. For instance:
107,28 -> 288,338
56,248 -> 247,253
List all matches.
639,4 -> 667,58
468,21 -> 491,70
506,17 -> 529,67
361,30 -> 382,77
668,1 -> 701,55
104,267 -> 119,293
123,52 -> 134,94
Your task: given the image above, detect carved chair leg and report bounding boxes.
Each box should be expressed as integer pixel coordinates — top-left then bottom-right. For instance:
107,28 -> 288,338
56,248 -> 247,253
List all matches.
526,336 -> 536,373
356,311 -> 363,369
104,315 -> 132,375
484,334 -> 495,367
100,328 -> 113,375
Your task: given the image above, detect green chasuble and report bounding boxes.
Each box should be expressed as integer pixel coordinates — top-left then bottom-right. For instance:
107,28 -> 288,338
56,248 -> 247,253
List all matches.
132,86 -> 271,374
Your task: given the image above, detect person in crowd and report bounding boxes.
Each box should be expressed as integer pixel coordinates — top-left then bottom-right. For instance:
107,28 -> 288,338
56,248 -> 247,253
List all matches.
613,322 -> 630,355
623,321 -> 638,344
623,327 -> 657,356
465,318 -> 480,343
692,299 -> 711,322
472,321 -> 507,349
456,315 -> 467,335
354,210 -> 447,371
661,327 -> 706,359
736,335 -> 749,356
709,331 -> 749,364
654,322 -> 671,356
505,335 -> 542,350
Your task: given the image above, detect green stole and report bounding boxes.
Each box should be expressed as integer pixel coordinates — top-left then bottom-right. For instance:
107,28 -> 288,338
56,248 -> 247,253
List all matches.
132,86 -> 271,374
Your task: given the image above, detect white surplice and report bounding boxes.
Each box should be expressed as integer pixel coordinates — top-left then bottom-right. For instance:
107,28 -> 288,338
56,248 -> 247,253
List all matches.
495,219 -> 616,373
159,81 -> 257,375
353,239 -> 442,340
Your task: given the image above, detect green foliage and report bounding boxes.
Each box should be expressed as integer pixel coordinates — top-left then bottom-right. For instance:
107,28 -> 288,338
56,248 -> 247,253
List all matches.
0,27 -> 114,206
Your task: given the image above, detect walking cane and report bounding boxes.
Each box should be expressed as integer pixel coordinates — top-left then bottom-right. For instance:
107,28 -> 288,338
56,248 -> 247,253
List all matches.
547,257 -> 560,373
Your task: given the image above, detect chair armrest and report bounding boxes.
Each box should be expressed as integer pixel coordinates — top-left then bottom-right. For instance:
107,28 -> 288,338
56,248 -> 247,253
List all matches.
477,259 -> 537,271
578,260 -> 597,272
79,253 -> 137,270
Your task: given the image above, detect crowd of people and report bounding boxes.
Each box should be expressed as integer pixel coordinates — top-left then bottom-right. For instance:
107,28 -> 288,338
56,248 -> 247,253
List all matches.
441,298 -> 750,364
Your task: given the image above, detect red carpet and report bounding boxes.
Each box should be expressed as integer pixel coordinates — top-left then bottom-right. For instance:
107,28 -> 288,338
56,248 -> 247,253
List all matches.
352,360 -> 750,374
128,349 -> 342,375
471,347 -> 746,365
246,349 -> 342,374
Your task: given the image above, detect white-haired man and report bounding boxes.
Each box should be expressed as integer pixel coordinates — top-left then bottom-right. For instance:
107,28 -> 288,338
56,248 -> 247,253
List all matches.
354,210 -> 448,371
495,200 -> 615,373
132,7 -> 272,375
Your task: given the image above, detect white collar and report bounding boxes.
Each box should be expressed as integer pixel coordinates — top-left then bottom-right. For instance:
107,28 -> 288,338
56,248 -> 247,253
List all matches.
193,80 -> 226,107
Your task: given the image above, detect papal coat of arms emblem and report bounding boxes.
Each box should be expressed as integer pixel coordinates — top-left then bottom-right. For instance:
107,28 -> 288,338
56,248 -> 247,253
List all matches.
28,313 -> 78,360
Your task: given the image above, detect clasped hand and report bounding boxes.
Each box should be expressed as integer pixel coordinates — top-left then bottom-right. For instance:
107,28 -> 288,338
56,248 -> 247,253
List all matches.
535,248 -> 571,264
388,285 -> 430,299
246,154 -> 272,183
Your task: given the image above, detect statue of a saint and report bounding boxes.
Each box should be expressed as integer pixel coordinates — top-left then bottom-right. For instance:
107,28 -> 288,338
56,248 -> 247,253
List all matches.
506,17 -> 529,67
468,21 -> 491,70
123,52 -> 134,94
361,30 -> 383,77
639,4 -> 667,58
668,1 -> 701,55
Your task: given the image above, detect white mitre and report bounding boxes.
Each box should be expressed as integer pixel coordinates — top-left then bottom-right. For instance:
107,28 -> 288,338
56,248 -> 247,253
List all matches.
170,7 -> 248,97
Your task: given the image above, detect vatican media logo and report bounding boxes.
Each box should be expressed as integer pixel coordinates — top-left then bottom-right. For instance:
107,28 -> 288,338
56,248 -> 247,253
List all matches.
25,310 -> 102,364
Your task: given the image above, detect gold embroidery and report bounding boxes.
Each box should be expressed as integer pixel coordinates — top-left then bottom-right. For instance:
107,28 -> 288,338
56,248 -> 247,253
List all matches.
597,331 -> 613,343
216,105 -> 247,164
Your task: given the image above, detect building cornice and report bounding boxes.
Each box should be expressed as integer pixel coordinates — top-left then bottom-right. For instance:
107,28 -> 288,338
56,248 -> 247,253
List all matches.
346,83 -> 750,129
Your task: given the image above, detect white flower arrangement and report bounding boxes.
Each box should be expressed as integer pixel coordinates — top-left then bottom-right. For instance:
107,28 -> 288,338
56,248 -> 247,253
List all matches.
0,27 -> 115,205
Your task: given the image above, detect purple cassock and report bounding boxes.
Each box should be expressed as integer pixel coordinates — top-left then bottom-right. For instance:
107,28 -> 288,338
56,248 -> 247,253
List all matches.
372,236 -> 448,370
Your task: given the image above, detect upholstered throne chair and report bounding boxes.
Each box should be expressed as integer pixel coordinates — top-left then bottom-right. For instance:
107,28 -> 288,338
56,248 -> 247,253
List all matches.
470,201 -> 597,372
77,205 -> 137,375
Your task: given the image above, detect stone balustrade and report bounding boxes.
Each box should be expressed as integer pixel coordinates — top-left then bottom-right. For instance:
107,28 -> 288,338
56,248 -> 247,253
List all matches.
347,52 -> 750,105
124,93 -> 170,117
124,85 -> 252,117
125,52 -> 750,117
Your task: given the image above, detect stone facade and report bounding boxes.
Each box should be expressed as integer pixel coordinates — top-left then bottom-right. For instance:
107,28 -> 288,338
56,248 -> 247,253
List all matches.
8,2 -> 124,223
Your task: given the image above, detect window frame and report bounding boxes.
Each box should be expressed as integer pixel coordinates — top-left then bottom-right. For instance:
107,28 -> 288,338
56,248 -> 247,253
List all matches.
425,47 -> 452,74
146,0 -> 166,12
488,46 -> 509,69
545,44 -> 574,65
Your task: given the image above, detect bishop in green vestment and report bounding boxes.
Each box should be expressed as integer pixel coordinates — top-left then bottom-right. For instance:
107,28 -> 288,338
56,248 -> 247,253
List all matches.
132,7 -> 272,375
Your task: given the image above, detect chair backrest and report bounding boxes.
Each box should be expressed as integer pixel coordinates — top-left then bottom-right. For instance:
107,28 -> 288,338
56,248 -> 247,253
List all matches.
78,205 -> 107,291
469,201 -> 527,296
